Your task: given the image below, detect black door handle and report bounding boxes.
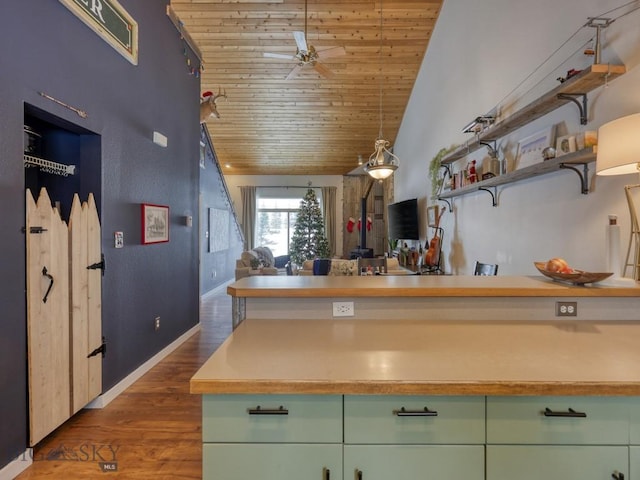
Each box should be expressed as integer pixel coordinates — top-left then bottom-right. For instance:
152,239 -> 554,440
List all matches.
42,266 -> 54,303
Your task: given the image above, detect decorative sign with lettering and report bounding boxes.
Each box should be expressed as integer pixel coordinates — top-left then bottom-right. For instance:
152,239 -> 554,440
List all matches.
60,0 -> 138,65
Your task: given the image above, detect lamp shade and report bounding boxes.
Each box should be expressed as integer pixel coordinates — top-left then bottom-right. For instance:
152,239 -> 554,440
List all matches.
596,113 -> 640,176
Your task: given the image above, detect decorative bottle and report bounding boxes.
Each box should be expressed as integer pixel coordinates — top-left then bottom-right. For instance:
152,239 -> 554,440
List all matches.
606,214 -> 621,277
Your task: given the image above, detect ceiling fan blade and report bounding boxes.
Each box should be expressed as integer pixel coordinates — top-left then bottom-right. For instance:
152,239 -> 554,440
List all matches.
263,52 -> 296,60
285,63 -> 304,80
292,31 -> 308,53
313,61 -> 334,79
317,46 -> 346,60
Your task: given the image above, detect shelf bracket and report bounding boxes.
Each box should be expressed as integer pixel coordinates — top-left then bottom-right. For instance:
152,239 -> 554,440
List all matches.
559,162 -> 590,194
478,186 -> 497,207
438,198 -> 452,212
557,93 -> 588,125
479,140 -> 497,154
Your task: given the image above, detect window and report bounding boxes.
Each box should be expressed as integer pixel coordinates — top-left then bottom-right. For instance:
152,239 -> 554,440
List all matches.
255,188 -> 322,257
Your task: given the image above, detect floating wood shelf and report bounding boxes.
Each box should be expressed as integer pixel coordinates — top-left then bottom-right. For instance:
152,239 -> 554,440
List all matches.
441,64 -> 626,166
438,147 -> 596,206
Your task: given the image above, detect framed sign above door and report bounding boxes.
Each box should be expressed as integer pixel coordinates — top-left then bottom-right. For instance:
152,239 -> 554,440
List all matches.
59,0 -> 138,65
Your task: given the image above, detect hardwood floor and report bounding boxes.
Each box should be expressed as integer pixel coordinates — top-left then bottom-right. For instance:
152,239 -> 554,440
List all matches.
15,288 -> 233,480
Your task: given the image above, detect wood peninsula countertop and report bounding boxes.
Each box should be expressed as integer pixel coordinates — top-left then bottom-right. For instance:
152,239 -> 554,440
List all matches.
227,275 -> 640,298
191,318 -> 640,397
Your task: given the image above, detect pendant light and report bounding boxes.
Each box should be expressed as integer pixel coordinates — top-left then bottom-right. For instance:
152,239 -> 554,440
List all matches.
364,0 -> 399,180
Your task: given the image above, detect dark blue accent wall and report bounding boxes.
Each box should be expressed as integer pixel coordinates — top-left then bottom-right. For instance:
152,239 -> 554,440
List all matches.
0,0 -> 201,468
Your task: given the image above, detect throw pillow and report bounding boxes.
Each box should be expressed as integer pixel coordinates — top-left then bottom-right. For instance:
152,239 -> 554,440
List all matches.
253,246 -> 275,267
329,259 -> 358,276
240,250 -> 259,268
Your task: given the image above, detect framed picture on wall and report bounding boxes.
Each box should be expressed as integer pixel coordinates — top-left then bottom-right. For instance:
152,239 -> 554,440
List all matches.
200,141 -> 206,169
141,203 -> 169,244
209,208 -> 230,252
427,205 -> 439,228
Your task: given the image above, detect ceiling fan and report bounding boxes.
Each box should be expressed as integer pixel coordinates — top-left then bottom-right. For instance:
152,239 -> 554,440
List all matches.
263,0 -> 346,80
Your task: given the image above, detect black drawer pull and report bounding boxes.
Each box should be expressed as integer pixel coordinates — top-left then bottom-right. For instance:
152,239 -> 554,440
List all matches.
323,467 -> 330,480
355,469 -> 362,480
393,406 -> 438,417
247,405 -> 288,415
612,471 -> 624,480
543,407 -> 587,418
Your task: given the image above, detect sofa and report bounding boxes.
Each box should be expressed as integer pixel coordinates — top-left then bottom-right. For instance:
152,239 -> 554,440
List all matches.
297,257 -> 413,276
235,246 -> 290,280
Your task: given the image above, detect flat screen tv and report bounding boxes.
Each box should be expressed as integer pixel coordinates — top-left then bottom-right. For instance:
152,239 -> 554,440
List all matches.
387,198 -> 419,240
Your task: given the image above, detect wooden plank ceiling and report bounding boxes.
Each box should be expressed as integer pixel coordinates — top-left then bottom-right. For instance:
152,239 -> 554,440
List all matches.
170,0 -> 443,175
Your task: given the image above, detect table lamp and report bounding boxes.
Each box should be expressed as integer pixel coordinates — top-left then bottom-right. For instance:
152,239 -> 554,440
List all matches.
596,113 -> 640,280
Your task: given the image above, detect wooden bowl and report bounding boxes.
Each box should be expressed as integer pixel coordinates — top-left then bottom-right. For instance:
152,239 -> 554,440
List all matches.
533,262 -> 613,285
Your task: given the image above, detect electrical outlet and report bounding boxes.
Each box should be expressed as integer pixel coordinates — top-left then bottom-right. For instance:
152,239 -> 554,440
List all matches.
556,301 -> 577,317
333,301 -> 354,317
154,316 -> 161,331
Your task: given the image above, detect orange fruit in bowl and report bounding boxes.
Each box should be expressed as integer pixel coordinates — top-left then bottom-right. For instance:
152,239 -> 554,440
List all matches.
545,257 -> 569,273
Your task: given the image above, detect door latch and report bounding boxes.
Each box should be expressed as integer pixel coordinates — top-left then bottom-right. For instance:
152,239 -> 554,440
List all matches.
87,337 -> 107,358
87,254 -> 105,276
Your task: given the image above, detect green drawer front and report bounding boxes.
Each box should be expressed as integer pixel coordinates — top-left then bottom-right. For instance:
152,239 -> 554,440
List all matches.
631,446 -> 640,479
486,396 -> 629,445
202,394 -> 342,443
344,395 -> 485,444
204,443 -> 342,480
487,445 -> 628,480
344,445 -> 484,480
630,399 -> 640,444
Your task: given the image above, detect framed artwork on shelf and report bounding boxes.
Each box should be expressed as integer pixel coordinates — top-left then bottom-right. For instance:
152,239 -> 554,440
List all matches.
555,134 -> 577,156
141,203 -> 169,244
427,205 -> 439,228
516,126 -> 556,169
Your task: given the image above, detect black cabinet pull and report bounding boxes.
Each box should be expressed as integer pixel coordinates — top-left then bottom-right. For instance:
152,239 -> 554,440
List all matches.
323,467 -> 330,480
355,469 -> 362,480
393,406 -> 438,417
543,407 -> 587,418
612,471 -> 624,480
247,405 -> 288,415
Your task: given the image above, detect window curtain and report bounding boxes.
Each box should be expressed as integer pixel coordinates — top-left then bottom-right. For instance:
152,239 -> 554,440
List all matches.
240,186 -> 256,250
322,186 -> 337,257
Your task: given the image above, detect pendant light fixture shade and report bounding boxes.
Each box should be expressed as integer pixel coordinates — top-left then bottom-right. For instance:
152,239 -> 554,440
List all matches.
365,0 -> 399,181
365,139 -> 399,180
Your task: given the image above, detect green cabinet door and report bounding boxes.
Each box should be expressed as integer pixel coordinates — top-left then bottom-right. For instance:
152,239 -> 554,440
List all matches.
344,445 -> 484,480
203,443 -> 342,480
631,447 -> 640,480
487,446 -> 627,480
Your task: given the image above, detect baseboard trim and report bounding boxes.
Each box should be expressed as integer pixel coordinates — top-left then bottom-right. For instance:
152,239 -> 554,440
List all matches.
85,323 -> 201,409
202,279 -> 233,299
0,449 -> 32,480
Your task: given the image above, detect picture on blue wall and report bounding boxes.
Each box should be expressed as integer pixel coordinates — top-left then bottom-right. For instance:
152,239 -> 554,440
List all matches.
141,203 -> 169,244
209,208 -> 229,252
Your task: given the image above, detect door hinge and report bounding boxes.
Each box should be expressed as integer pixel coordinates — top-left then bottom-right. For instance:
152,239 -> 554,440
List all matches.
88,337 -> 106,358
87,254 -> 105,276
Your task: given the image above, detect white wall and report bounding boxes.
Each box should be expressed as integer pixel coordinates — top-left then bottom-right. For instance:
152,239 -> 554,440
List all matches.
224,175 -> 345,257
394,0 -> 640,275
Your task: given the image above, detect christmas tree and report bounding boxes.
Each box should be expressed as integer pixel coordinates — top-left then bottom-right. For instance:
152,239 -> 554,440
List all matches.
289,188 -> 330,265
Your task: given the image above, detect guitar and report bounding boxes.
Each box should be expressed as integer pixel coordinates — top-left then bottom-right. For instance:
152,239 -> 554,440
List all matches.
424,207 -> 445,267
